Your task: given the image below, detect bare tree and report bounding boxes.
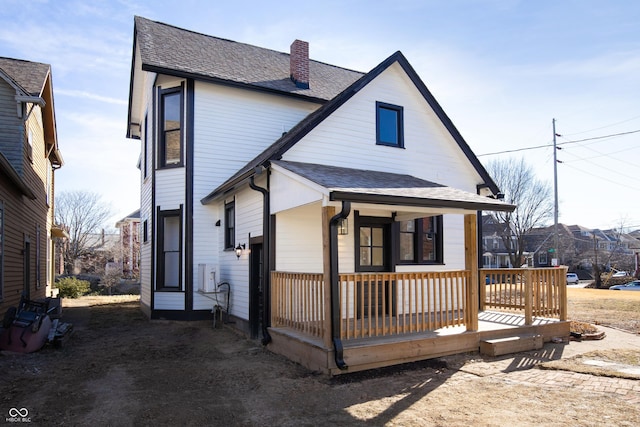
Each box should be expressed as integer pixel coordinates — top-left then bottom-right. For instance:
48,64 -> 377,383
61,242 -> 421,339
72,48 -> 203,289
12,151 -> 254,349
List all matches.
487,157 -> 554,268
55,190 -> 112,274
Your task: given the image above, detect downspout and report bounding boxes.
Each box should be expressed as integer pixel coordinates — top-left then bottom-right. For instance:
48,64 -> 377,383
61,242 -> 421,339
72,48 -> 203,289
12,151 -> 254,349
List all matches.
249,172 -> 272,345
330,201 -> 351,370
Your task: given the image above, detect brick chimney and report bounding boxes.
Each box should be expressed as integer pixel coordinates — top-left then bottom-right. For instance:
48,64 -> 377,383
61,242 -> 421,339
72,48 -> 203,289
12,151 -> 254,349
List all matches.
290,39 -> 309,89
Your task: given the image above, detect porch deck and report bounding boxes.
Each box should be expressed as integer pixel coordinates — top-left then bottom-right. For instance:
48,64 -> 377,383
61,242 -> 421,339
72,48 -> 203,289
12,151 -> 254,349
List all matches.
267,267 -> 569,375
268,310 -> 569,375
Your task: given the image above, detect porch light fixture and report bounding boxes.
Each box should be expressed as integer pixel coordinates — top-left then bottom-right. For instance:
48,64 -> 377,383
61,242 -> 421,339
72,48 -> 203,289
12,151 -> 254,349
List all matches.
337,218 -> 348,235
235,243 -> 246,259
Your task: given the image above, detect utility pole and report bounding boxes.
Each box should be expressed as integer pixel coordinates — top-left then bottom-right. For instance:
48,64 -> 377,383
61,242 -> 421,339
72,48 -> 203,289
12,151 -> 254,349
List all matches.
553,118 -> 560,265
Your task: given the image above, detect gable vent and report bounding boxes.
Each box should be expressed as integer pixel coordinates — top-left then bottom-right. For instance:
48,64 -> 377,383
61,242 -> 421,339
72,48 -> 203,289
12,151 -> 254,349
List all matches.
290,39 -> 309,89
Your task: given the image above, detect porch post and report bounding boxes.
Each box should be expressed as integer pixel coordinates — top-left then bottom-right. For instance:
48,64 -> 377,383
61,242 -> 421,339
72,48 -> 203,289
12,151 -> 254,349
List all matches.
524,269 -> 533,325
464,214 -> 479,331
559,266 -> 568,321
321,206 -> 335,350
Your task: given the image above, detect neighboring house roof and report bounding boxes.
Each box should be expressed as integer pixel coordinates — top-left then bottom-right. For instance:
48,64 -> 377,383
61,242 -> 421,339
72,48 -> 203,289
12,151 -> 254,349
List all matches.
85,232 -> 120,252
115,209 -> 141,228
272,161 -> 514,212
131,16 -> 363,103
0,56 -> 50,96
201,51 -> 502,204
0,56 -> 63,166
481,214 -> 513,236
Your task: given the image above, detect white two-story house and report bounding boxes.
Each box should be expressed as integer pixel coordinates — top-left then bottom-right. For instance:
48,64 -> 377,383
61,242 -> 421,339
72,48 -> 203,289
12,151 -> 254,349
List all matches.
127,17 -> 568,375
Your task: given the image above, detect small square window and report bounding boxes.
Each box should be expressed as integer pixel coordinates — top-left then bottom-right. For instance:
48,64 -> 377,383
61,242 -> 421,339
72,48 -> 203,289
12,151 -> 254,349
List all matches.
376,102 -> 404,148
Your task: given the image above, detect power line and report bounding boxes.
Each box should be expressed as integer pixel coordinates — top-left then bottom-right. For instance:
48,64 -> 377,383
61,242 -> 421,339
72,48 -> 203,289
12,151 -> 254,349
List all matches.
561,162 -> 640,192
477,129 -> 640,157
561,114 -> 640,136
558,129 -> 640,145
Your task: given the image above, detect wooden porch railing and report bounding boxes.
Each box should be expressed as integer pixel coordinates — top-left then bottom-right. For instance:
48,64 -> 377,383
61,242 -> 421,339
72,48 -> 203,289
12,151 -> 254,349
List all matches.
271,272 -> 325,338
270,267 -> 567,344
480,267 -> 568,324
338,272 -> 469,339
270,270 -> 471,340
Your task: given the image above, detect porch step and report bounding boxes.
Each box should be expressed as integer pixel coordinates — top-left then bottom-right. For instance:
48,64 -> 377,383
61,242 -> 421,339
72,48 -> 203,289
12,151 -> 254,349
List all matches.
480,334 -> 543,357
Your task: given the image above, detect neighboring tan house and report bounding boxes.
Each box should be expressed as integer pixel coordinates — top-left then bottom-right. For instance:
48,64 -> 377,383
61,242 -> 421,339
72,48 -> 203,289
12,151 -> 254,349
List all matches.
115,209 -> 140,278
126,17 -> 570,375
0,57 -> 64,313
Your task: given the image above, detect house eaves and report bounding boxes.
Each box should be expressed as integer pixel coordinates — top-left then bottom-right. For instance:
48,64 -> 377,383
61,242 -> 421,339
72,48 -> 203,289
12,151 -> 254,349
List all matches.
202,50 -> 502,204
274,161 -> 515,213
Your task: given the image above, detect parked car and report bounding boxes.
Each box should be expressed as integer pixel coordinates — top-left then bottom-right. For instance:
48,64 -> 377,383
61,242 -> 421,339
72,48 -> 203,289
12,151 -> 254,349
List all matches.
609,280 -> 640,291
566,273 -> 579,285
612,271 -> 628,278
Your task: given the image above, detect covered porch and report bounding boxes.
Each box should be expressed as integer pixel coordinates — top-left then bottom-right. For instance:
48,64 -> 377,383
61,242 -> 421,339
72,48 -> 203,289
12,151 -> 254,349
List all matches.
265,208 -> 568,375
263,162 -> 568,374
268,265 -> 568,375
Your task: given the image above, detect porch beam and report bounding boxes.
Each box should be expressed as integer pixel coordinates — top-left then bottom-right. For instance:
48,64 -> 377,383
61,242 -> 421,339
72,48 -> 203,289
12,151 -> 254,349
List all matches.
464,213 -> 479,331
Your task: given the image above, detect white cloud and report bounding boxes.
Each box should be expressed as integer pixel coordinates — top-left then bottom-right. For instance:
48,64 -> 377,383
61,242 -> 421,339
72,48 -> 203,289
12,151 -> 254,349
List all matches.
56,89 -> 127,105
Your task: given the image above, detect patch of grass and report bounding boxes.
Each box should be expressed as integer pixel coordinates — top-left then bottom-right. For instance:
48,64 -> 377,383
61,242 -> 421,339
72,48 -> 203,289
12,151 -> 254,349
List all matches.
539,349 -> 640,380
567,288 -> 640,334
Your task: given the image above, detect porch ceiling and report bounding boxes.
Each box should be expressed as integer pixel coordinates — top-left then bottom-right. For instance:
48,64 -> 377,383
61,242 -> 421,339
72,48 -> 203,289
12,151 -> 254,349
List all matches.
272,161 -> 515,212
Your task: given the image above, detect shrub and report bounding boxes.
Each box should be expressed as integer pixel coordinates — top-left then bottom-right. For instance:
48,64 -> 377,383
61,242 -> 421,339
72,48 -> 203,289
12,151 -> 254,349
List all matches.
55,277 -> 91,298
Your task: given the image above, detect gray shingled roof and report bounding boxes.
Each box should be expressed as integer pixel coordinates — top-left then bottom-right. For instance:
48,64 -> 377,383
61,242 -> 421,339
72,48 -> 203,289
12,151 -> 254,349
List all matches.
135,16 -> 364,101
0,57 -> 50,96
273,161 -> 515,212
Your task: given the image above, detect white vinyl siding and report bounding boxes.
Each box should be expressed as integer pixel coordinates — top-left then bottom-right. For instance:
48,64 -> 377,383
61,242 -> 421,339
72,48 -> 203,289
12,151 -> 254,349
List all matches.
191,81 -> 317,202
190,82 -> 318,319
155,168 -> 185,208
283,62 -> 482,193
275,202 -> 324,273
193,186 -> 263,316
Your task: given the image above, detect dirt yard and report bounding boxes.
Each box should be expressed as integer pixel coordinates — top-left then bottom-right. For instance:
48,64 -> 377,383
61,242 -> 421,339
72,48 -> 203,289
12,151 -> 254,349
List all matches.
1,291 -> 639,426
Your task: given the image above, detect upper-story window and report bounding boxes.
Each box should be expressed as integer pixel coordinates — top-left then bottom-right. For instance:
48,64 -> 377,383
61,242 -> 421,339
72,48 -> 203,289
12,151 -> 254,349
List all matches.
159,87 -> 183,168
376,101 -> 404,148
142,113 -> 148,178
25,127 -> 33,161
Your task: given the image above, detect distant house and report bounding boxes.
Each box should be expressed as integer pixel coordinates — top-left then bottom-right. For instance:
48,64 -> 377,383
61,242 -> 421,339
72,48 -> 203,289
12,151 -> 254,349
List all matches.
115,209 -> 140,278
75,229 -> 120,275
0,57 -> 64,311
481,215 -> 519,268
124,17 -> 575,375
523,223 -> 575,267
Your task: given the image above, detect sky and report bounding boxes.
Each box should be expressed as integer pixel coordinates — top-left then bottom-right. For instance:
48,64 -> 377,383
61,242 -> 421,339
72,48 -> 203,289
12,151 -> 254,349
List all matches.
1,0 -> 639,231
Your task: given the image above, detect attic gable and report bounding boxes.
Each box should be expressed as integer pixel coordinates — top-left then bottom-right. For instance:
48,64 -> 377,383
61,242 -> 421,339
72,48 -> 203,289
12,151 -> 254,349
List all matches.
202,51 -> 500,204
